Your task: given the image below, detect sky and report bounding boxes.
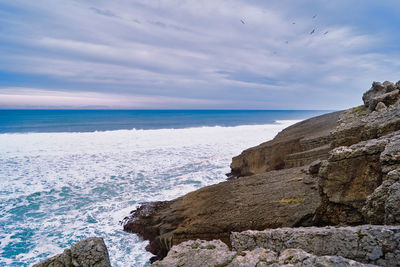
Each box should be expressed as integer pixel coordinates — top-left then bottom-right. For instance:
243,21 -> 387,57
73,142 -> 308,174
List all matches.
0,0 -> 399,109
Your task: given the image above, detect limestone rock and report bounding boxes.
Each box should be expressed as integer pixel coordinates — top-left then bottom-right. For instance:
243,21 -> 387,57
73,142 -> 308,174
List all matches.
363,81 -> 400,111
231,225 -> 400,266
151,240 -> 378,267
151,240 -> 236,267
385,182 -> 400,224
375,101 -> 387,112
314,130 -> 400,225
33,237 -> 111,267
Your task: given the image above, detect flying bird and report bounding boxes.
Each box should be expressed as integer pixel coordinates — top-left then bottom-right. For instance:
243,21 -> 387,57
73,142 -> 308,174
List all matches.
324,31 -> 329,35
292,22 -> 296,24
285,41 -> 289,44
312,14 -> 317,19
240,19 -> 245,24
310,29 -> 315,34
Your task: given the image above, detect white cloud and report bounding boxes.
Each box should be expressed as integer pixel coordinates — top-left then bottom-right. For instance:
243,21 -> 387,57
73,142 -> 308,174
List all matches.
0,88 -> 224,108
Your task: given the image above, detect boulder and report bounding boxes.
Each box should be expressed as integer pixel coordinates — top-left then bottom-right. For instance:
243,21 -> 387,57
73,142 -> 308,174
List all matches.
362,81 -> 400,111
32,237 -> 111,267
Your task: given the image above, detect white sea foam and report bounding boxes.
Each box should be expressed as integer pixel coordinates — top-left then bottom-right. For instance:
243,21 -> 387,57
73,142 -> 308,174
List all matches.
0,121 -> 299,266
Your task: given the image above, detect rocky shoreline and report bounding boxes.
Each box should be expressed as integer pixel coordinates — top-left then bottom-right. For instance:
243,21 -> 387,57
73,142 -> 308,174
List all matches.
123,80 -> 400,266
35,80 -> 400,266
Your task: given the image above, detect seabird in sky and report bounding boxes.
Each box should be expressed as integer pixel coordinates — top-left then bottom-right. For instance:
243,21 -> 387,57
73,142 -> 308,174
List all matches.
310,29 -> 315,34
324,31 -> 329,35
312,14 -> 317,19
240,19 -> 245,24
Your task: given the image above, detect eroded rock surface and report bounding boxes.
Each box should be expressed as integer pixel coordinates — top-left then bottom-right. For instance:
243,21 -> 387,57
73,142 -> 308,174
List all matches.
124,167 -> 320,261
314,131 -> 400,225
229,111 -> 342,177
152,239 -> 378,267
33,237 -> 111,267
124,80 -> 400,262
231,225 -> 400,267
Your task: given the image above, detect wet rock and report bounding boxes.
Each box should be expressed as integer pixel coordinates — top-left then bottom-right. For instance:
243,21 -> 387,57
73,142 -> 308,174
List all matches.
33,237 -> 111,267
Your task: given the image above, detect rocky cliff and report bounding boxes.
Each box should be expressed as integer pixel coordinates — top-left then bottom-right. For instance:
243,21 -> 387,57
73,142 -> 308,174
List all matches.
123,80 -> 400,264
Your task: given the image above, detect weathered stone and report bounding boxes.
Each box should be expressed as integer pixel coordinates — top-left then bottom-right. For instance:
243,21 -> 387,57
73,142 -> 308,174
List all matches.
33,237 -> 111,267
380,134 -> 400,173
385,182 -> 400,224
124,167 -> 321,262
150,240 -> 235,267
308,160 -> 322,175
363,81 -> 400,111
375,101 -> 387,112
230,111 -> 342,177
231,225 -> 400,267
125,80 -> 400,263
151,240 -> 377,267
362,180 -> 392,224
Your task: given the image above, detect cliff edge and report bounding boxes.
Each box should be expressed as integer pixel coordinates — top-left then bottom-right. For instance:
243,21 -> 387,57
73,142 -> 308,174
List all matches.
123,80 -> 400,264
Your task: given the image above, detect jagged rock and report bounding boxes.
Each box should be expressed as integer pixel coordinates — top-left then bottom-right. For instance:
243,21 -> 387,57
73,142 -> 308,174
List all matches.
151,240 -> 377,267
231,225 -> 400,267
363,81 -> 400,111
385,182 -> 400,224
33,237 -> 111,267
362,167 -> 400,225
314,130 -> 400,225
380,134 -> 400,173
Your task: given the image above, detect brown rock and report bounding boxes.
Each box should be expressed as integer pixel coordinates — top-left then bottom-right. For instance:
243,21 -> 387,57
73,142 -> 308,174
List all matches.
124,167 -> 320,261
230,111 -> 342,177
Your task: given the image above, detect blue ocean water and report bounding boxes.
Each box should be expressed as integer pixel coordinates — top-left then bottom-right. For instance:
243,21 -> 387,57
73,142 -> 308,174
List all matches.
0,110 -> 329,133
0,110 -> 329,266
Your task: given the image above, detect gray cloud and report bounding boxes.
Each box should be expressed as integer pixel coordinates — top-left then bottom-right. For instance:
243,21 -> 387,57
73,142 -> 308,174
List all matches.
0,0 -> 399,109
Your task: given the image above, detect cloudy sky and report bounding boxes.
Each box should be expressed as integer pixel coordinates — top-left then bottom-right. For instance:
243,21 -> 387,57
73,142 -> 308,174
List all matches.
0,0 -> 399,109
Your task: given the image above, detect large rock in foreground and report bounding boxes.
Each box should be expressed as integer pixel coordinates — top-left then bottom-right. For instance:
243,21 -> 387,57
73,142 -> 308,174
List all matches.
124,167 -> 321,261
151,238 -> 379,267
33,237 -> 111,267
231,225 -> 400,267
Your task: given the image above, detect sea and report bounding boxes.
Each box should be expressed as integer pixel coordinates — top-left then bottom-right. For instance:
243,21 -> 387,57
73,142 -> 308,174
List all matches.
0,110 -> 329,266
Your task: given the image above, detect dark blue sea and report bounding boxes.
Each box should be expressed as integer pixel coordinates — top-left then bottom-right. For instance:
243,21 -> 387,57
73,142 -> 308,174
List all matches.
0,110 -> 329,133
0,110 -> 330,266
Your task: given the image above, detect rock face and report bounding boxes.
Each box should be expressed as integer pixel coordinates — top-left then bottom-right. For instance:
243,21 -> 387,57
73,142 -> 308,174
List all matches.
152,238 -> 379,267
231,225 -> 400,267
124,167 -> 321,261
124,80 -> 400,263
33,237 -> 111,267
229,111 -> 343,177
